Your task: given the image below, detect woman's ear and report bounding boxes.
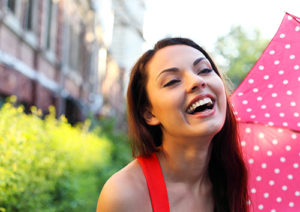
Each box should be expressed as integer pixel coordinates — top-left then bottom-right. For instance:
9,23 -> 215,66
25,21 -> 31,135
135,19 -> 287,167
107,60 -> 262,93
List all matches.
143,109 -> 160,126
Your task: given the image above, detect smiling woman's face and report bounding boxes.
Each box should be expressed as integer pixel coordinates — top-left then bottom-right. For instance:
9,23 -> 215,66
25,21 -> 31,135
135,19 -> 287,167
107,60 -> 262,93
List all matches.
144,45 -> 227,142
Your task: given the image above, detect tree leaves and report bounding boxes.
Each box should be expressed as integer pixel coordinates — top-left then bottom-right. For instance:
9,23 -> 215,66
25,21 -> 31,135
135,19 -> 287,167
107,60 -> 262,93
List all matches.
215,26 -> 268,89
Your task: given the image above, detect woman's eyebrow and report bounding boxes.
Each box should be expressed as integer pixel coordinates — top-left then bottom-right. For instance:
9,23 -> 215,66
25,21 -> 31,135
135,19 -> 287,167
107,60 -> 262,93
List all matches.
156,67 -> 179,80
193,57 -> 206,66
156,57 -> 207,80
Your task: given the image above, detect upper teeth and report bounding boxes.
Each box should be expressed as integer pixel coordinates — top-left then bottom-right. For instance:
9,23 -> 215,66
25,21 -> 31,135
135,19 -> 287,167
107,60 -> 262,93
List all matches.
187,97 -> 213,113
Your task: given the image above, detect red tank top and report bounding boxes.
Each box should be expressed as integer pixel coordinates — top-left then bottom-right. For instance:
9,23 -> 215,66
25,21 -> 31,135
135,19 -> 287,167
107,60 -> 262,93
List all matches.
137,153 -> 170,212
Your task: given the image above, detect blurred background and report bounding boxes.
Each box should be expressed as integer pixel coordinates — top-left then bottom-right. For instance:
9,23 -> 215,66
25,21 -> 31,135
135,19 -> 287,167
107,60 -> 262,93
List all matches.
0,0 -> 299,211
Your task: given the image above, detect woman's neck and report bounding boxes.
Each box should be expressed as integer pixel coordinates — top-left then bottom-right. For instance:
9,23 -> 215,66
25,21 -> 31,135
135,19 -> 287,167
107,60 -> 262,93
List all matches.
157,134 -> 213,190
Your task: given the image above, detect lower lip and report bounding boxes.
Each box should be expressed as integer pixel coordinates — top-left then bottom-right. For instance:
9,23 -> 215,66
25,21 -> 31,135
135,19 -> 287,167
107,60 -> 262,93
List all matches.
188,104 -> 216,118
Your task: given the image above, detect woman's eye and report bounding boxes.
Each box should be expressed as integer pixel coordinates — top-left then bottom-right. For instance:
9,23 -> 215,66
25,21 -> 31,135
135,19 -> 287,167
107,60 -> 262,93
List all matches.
198,68 -> 213,74
163,79 -> 180,87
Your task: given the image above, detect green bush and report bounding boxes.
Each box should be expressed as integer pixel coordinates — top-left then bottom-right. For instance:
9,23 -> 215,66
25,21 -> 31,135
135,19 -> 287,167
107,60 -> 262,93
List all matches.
0,97 -> 131,212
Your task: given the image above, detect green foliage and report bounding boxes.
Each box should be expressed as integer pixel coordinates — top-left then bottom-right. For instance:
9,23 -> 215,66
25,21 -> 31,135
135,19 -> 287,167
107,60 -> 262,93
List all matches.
0,97 -> 131,211
215,26 -> 268,89
89,116 -> 132,173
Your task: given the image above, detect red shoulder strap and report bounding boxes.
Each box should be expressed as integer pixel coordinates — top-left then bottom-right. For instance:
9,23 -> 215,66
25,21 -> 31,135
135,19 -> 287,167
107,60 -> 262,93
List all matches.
137,153 -> 170,212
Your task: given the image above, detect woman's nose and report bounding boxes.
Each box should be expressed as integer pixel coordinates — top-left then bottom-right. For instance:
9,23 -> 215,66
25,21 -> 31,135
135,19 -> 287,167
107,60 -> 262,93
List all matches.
185,72 -> 206,93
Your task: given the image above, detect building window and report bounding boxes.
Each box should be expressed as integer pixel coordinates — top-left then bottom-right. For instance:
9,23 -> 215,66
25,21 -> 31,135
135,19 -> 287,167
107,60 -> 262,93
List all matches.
44,0 -> 57,52
46,0 -> 53,49
7,0 -> 16,13
68,25 -> 80,71
24,0 -> 34,31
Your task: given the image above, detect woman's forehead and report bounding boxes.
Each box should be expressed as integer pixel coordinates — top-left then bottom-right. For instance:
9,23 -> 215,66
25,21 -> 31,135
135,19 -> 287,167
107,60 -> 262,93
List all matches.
146,45 -> 208,75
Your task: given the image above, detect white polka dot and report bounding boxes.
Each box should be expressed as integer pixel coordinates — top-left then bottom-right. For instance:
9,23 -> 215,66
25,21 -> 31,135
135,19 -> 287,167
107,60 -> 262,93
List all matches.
245,128 -> 251,133
262,163 -> 267,168
292,134 -> 297,139
264,192 -> 269,198
268,122 -> 274,126
282,185 -> 288,191
286,145 -> 291,151
295,191 -> 300,196
294,112 -> 299,117
272,93 -> 277,97
287,90 -> 292,95
278,128 -> 283,133
251,188 -> 256,193
256,176 -> 262,181
249,158 -> 254,164
294,65 -> 300,70
254,145 -> 260,151
290,101 -> 296,106
290,55 -> 295,59
274,60 -> 280,65
258,204 -> 263,210
265,113 -> 270,118
268,84 -> 274,88
275,103 -> 281,107
296,26 -> 300,31
259,65 -> 264,70
269,180 -> 275,186
283,79 -> 288,85
283,122 -> 288,127
238,92 -> 243,96
288,15 -> 293,20
250,115 -> 256,119
267,151 -> 272,156
280,157 -> 286,162
271,209 -> 276,212
293,163 -> 299,168
285,44 -> 291,49
269,50 -> 275,55
259,133 -> 264,139
279,113 -> 285,117
257,96 -> 263,101
241,141 -> 246,146
263,75 -> 269,80
298,123 -> 300,127
246,108 -> 252,112
242,100 -> 248,105
288,174 -> 293,180
248,79 -> 254,84
253,88 -> 259,92
261,104 -> 267,109
298,76 -> 300,81
274,168 -> 280,174
276,197 -> 282,202
280,33 -> 285,38
289,202 -> 294,207
278,70 -> 284,75
272,139 -> 278,145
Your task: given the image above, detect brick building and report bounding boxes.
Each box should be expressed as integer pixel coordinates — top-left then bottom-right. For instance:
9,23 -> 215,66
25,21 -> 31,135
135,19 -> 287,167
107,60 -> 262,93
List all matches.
100,0 -> 145,126
0,0 -> 146,125
0,0 -> 107,124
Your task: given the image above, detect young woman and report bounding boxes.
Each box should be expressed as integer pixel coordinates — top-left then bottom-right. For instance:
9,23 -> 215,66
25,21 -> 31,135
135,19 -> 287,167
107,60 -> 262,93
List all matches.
97,37 -> 249,212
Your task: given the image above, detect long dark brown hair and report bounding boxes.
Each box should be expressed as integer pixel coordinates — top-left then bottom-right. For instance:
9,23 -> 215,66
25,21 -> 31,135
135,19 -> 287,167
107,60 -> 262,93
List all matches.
127,37 -> 249,212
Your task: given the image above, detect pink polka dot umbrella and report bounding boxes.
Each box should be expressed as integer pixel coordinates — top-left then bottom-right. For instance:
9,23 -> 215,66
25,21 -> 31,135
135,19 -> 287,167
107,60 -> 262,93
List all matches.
231,12 -> 300,211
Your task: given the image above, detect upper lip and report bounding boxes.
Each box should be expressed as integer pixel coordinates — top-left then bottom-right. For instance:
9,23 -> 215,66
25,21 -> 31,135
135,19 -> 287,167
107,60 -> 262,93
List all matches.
185,94 -> 215,113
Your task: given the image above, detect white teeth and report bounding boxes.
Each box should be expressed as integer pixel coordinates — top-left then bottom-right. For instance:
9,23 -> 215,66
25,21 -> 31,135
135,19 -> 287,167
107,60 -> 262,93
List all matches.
187,97 -> 213,113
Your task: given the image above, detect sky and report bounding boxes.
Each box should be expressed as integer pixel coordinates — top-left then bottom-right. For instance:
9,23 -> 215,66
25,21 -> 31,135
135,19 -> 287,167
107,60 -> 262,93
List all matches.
143,0 -> 300,50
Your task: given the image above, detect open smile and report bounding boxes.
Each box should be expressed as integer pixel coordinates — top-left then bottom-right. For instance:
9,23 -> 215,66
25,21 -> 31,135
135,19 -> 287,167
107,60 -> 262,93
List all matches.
186,95 -> 216,115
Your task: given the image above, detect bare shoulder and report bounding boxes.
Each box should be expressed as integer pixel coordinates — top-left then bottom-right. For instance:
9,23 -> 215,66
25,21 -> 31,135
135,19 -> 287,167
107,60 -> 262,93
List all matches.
97,159 -> 151,212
